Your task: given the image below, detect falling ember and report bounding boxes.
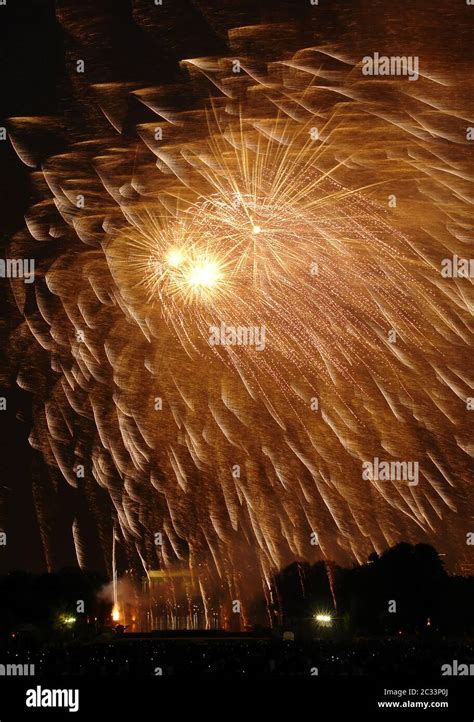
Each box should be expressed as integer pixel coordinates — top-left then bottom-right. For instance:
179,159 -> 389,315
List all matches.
112,530 -> 119,621
325,563 -> 338,613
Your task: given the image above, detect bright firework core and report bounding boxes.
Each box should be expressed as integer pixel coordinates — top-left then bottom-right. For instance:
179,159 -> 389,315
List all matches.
166,249 -> 184,267
186,261 -> 220,289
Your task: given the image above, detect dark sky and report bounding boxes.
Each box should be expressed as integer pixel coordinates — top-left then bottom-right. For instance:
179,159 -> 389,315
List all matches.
1,0 -> 64,573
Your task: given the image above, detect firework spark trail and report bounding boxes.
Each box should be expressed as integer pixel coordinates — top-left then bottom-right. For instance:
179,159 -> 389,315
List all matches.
4,3 -> 473,622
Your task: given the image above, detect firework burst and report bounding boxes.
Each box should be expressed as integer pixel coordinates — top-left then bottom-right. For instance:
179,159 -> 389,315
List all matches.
4,2 -> 473,625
